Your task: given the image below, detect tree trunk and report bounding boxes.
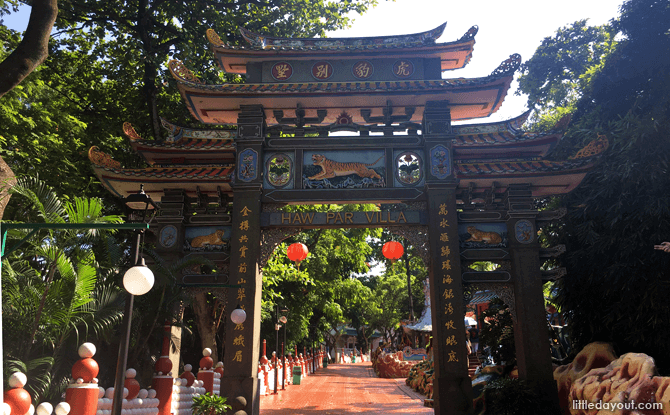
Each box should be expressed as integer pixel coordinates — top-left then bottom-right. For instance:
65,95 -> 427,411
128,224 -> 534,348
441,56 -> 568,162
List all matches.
404,255 -> 414,321
192,291 -> 218,362
0,0 -> 58,98
0,156 -> 17,219
136,0 -> 162,139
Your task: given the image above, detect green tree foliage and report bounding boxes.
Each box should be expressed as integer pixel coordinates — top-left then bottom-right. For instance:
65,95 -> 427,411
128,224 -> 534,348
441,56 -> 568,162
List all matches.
53,0 -> 376,138
479,299 -> 515,367
521,0 -> 670,372
516,20 -> 616,130
259,204 -> 383,354
2,176 -> 126,403
1,0 -> 377,203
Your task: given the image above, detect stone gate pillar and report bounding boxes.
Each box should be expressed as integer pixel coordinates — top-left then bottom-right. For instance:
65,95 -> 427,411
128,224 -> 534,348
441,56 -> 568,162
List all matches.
505,184 -> 560,413
423,101 -> 473,415
221,105 -> 266,415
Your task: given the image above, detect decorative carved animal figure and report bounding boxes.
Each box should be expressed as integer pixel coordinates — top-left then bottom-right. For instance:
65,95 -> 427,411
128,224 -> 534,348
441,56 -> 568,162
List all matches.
465,226 -> 502,244
190,229 -> 227,248
308,154 -> 383,180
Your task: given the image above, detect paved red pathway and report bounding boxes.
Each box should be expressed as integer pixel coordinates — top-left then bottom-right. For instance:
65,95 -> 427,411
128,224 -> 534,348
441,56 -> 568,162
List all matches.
259,361 -> 434,415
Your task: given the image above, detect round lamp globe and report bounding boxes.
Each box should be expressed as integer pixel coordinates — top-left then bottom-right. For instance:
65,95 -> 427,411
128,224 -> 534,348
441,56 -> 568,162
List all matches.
123,265 -> 155,296
231,308 -> 247,325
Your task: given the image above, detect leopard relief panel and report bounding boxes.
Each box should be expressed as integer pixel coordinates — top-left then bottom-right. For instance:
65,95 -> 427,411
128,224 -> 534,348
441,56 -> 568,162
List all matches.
184,226 -> 232,252
302,150 -> 386,189
458,223 -> 508,249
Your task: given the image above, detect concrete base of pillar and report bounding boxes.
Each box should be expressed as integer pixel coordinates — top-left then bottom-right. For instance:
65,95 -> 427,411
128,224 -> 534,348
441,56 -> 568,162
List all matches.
222,376 -> 260,415
432,376 -> 473,415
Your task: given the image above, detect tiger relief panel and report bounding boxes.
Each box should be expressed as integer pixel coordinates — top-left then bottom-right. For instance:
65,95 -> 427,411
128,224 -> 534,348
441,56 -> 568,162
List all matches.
302,151 -> 386,189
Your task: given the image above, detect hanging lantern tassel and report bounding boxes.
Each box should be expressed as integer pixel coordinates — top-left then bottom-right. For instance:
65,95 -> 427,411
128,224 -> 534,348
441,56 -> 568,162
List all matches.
287,242 -> 309,278
382,241 -> 404,274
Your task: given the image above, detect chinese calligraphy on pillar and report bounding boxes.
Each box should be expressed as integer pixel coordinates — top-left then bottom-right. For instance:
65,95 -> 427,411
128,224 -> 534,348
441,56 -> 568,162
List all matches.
437,203 -> 459,363
231,204 -> 253,363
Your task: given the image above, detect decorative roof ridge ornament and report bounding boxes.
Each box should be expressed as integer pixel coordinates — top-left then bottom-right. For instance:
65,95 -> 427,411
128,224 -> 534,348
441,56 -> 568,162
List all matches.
238,22 -> 448,50
489,53 -> 522,77
452,108 -> 533,136
550,113 -> 572,132
88,146 -> 121,169
168,60 -> 202,84
159,117 -> 236,143
458,25 -> 479,42
123,122 -> 144,142
569,135 -> 609,159
206,28 -> 225,47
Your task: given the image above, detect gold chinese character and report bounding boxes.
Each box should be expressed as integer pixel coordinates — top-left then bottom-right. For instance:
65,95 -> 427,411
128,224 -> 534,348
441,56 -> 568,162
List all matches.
440,233 -> 449,242
233,350 -> 243,362
237,288 -> 246,301
240,246 -> 248,258
445,335 -> 457,346
275,64 -> 290,79
441,246 -> 451,257
443,275 -> 453,284
445,320 -> 455,330
239,235 -> 249,243
354,62 -> 372,78
439,204 -> 448,216
440,219 -> 449,228
395,61 -> 411,77
444,302 -> 454,315
442,260 -> 451,270
235,323 -> 244,331
315,64 -> 330,78
238,263 -> 247,273
239,220 -> 249,231
443,288 -> 454,299
240,206 -> 252,216
237,278 -> 247,284
233,335 -> 245,347
448,350 -> 458,362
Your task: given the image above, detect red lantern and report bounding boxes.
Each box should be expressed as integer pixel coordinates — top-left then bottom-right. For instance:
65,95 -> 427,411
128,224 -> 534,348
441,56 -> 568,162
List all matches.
287,243 -> 309,263
382,241 -> 404,262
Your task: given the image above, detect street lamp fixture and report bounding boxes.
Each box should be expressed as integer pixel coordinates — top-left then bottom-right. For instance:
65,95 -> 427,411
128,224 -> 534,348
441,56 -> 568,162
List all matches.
123,258 -> 154,296
280,308 -> 288,390
123,184 -> 158,211
111,185 -> 157,415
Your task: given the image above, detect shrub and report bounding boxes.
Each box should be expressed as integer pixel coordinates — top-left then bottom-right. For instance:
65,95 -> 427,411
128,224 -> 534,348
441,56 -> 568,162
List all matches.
192,393 -> 232,415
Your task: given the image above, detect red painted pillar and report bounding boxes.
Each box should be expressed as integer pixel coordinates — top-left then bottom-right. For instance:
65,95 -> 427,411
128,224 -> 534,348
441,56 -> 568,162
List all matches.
66,343 -> 99,415
260,340 -> 269,396
197,348 -> 215,394
151,324 -> 173,415
286,355 -> 293,385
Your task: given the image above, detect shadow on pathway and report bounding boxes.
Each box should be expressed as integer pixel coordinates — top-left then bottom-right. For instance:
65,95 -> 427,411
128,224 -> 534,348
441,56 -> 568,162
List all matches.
260,361 -> 433,415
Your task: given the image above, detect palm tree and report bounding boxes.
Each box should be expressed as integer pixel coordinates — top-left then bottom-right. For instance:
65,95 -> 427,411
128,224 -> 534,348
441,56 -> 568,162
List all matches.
2,176 -> 126,404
